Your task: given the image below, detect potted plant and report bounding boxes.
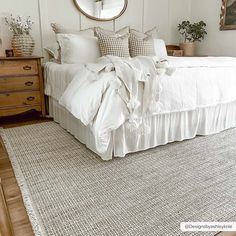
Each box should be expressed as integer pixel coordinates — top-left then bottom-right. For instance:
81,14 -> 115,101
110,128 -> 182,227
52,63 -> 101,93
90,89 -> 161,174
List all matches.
178,20 -> 207,56
5,15 -> 34,57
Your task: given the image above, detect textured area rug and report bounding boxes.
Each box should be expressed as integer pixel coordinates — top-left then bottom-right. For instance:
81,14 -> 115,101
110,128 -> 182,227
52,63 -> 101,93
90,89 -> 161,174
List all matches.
1,122 -> 236,236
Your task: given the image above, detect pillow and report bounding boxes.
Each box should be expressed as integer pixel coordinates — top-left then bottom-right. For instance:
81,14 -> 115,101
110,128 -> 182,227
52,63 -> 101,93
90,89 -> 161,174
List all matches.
51,23 -> 94,36
95,26 -> 130,37
44,43 -> 59,60
130,27 -> 158,39
129,33 -> 155,57
97,33 -> 130,57
154,39 -> 168,59
56,34 -> 101,64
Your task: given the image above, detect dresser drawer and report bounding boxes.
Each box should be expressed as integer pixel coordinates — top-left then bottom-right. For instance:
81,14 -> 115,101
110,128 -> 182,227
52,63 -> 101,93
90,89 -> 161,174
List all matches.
0,60 -> 38,76
0,76 -> 39,92
0,105 -> 41,117
0,91 -> 41,108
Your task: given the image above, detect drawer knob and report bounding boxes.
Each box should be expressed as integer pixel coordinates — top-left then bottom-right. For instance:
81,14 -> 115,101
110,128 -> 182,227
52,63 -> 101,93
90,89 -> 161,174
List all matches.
25,81 -> 34,86
27,96 -> 35,101
23,65 -> 32,71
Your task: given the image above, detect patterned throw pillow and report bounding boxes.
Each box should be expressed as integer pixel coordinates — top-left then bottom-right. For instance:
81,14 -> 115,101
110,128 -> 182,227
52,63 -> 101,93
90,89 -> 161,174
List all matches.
129,33 -> 155,57
97,33 -> 130,57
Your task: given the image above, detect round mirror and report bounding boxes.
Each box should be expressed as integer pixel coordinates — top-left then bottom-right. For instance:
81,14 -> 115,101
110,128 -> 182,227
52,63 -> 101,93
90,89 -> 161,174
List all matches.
74,0 -> 128,21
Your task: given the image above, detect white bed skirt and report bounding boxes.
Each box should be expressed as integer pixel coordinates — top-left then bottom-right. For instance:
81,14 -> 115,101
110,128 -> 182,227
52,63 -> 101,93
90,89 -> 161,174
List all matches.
49,97 -> 236,160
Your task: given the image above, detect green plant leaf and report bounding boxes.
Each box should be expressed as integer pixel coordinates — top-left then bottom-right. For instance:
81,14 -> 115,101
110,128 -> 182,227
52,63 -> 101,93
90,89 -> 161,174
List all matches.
177,20 -> 207,42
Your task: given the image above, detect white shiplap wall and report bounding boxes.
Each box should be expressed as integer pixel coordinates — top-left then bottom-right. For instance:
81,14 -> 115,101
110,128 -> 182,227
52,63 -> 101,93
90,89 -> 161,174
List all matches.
0,0 -> 191,57
191,0 -> 236,56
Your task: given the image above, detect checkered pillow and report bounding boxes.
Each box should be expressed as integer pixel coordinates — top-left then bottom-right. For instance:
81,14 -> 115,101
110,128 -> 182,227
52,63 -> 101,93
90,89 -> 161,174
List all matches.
129,33 -> 155,57
97,33 -> 130,57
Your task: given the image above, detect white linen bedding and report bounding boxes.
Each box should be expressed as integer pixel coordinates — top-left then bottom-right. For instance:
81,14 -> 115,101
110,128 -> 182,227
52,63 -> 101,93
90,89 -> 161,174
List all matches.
59,56 -> 174,153
44,62 -> 85,100
161,57 -> 236,113
45,56 -> 236,155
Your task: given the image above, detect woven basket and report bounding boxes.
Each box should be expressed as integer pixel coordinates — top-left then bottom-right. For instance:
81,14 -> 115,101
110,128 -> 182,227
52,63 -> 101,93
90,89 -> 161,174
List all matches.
12,34 -> 35,57
179,42 -> 196,56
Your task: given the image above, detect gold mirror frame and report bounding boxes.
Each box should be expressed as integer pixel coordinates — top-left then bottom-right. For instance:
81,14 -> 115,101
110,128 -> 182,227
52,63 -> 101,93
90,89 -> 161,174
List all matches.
220,0 -> 236,30
73,0 -> 128,22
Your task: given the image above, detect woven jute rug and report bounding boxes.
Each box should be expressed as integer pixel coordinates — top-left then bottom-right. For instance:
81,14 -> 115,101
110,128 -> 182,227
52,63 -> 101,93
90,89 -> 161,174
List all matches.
1,122 -> 236,236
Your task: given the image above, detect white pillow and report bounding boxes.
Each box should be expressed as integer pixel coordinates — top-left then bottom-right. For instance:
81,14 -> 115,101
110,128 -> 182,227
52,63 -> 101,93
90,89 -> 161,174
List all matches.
57,34 -> 101,64
51,23 -> 94,36
154,39 -> 168,60
44,43 -> 59,60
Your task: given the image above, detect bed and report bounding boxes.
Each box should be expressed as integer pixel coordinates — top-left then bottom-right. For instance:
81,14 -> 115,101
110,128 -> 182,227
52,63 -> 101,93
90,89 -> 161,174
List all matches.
44,56 -> 236,160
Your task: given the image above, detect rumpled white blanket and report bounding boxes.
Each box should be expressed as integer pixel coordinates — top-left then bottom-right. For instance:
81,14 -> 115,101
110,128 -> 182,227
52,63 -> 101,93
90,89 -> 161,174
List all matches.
55,56 -> 236,154
59,56 -> 173,153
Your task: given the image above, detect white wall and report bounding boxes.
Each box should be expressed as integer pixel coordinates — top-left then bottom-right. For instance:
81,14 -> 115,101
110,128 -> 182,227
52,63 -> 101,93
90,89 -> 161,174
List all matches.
0,0 -> 191,57
1,0 -> 235,58
168,0 -> 192,44
191,0 -> 236,56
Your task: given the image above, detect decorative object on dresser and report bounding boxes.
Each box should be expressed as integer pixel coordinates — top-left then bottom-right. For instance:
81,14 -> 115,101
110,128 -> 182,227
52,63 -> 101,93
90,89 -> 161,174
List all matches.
5,15 -> 35,56
220,0 -> 236,30
5,49 -> 14,57
178,20 -> 207,56
166,45 -> 183,57
0,56 -> 45,117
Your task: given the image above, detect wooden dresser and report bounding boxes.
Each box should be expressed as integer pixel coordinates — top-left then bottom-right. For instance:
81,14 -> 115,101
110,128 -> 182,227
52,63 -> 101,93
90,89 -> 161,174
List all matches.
0,56 -> 45,117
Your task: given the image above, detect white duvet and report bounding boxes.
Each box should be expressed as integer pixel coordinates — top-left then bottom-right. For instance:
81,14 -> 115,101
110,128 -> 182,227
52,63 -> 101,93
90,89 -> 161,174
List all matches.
45,56 -> 236,154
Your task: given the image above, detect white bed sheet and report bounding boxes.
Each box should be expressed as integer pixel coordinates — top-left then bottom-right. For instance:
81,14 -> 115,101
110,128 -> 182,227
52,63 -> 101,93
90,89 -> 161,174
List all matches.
44,62 -> 85,101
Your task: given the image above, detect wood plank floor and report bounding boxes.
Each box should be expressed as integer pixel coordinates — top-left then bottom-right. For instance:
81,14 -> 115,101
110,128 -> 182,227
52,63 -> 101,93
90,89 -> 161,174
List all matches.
0,115 -> 235,236
0,113 -> 51,236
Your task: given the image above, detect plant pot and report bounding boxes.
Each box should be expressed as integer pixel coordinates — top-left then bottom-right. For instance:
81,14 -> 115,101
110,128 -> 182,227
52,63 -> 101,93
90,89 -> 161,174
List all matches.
179,42 -> 196,56
11,34 -> 35,57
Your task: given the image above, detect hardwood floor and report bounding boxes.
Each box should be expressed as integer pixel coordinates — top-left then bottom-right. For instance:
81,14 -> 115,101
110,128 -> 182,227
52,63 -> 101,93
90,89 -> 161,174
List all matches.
0,113 -> 51,236
0,114 -> 235,236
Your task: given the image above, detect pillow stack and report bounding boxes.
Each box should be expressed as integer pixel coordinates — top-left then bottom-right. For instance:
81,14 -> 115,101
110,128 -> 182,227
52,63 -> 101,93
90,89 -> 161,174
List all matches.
51,23 -> 94,36
45,23 -> 167,64
49,23 -> 100,64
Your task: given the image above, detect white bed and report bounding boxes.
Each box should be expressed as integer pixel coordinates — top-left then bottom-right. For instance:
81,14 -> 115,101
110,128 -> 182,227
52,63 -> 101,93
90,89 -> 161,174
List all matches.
44,56 -> 236,160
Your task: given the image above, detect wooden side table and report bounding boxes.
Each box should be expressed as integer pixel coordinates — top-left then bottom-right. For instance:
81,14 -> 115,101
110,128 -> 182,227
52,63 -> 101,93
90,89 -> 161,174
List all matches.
0,56 -> 46,117
166,45 -> 183,56
166,45 -> 208,57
